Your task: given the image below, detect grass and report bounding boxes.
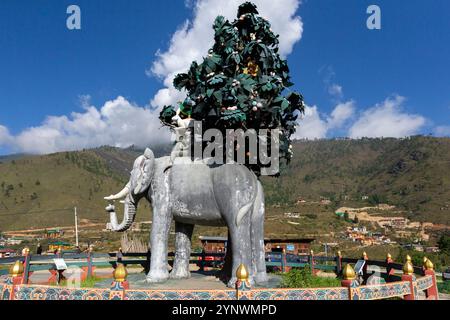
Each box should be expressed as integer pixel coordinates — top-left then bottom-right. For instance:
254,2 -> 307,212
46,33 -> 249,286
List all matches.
438,281 -> 450,294
279,267 -> 341,289
59,276 -> 104,288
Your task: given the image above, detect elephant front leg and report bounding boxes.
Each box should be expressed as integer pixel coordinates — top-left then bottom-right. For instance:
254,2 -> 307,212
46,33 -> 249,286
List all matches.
170,222 -> 194,279
146,205 -> 172,283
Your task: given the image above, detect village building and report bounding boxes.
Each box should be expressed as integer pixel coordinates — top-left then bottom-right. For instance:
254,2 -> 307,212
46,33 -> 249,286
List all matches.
198,236 -> 228,253
6,237 -> 23,245
198,236 -> 315,256
48,241 -> 73,252
264,238 -> 315,255
0,248 -> 16,258
284,212 -> 301,219
44,229 -> 64,239
378,217 -> 409,229
425,246 -> 440,253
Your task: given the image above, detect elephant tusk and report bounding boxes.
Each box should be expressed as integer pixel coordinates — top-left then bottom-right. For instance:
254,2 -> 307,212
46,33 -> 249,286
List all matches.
104,183 -> 130,201
106,195 -> 137,232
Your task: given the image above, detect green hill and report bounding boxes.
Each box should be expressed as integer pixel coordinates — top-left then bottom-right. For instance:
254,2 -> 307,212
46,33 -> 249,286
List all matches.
0,136 -> 449,232
0,147 -> 143,230
262,136 -> 450,225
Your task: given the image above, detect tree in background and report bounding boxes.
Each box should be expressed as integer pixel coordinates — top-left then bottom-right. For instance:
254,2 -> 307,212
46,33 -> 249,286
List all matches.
160,2 -> 304,175
438,234 -> 450,254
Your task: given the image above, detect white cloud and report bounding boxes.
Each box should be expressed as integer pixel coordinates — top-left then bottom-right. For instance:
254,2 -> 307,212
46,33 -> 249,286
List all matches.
328,84 -> 343,100
0,96 -> 171,154
434,125 -> 450,137
294,101 -> 355,139
294,105 -> 328,139
327,101 -> 355,129
0,125 -> 13,146
348,95 -> 426,138
150,0 -> 303,108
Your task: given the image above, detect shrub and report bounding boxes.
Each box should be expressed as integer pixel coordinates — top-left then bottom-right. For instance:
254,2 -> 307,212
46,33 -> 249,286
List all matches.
438,281 -> 450,294
438,234 -> 450,254
280,266 -> 341,288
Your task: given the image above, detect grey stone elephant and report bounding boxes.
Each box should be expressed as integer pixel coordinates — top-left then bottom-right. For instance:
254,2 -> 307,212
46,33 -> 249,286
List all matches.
104,148 -> 268,287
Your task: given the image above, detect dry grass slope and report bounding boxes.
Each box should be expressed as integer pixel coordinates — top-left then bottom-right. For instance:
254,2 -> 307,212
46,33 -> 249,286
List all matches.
0,136 -> 449,232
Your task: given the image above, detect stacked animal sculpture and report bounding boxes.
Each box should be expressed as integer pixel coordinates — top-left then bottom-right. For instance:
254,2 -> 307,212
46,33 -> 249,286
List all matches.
104,148 -> 267,287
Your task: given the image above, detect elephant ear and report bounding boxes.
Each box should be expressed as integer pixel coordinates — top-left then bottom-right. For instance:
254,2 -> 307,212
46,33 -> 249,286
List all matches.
131,148 -> 155,196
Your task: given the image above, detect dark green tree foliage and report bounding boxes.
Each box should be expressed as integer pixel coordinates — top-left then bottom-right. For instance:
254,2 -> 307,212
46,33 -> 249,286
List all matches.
438,234 -> 450,253
159,2 -> 304,174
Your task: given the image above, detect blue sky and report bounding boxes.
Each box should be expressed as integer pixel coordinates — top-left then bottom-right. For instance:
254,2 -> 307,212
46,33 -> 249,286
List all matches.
0,0 -> 449,155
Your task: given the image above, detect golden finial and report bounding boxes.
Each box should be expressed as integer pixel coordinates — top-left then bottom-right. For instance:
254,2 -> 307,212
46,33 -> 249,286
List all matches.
113,264 -> 128,282
342,264 -> 356,280
9,260 -> 24,277
337,250 -> 342,257
21,247 -> 30,256
403,255 -> 414,275
423,257 -> 434,271
310,250 -> 314,255
387,253 -> 392,260
236,264 -> 249,281
362,252 -> 368,259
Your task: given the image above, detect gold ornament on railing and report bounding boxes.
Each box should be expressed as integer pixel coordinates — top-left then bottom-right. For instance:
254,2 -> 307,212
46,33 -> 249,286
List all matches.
236,264 -> 249,281
403,255 -> 414,275
113,264 -> 128,282
387,253 -> 392,260
337,250 -> 342,258
342,264 -> 356,280
9,260 -> 24,278
21,247 -> 30,256
423,257 -> 434,271
362,252 -> 368,259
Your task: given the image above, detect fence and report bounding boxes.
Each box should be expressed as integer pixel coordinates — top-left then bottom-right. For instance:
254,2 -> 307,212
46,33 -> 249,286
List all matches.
0,249 -> 339,283
0,248 -> 440,300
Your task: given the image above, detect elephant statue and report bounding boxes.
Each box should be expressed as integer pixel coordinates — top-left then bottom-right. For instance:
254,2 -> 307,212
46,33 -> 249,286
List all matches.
104,148 -> 268,287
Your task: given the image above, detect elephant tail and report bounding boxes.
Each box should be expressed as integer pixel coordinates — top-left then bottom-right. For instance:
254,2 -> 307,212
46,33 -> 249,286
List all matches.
235,170 -> 259,226
236,201 -> 254,226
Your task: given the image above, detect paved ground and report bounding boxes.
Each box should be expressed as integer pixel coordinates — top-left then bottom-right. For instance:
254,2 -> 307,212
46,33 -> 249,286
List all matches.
439,293 -> 450,300
97,271 -> 230,290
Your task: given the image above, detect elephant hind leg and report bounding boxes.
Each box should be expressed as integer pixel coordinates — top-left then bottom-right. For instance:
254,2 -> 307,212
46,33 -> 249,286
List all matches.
170,222 -> 194,279
226,212 -> 254,288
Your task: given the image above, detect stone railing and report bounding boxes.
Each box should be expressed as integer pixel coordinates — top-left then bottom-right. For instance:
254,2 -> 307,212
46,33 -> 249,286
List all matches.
0,254 -> 439,301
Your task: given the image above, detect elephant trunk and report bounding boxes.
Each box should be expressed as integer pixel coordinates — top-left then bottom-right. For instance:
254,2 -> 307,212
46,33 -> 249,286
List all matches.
106,195 -> 137,232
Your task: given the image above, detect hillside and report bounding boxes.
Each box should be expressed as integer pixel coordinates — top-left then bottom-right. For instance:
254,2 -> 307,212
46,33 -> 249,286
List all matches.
0,148 -> 149,230
0,136 -> 449,233
262,136 -> 450,224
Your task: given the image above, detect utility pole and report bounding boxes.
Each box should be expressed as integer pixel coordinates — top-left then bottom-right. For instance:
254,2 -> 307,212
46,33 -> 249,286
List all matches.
74,207 -> 79,247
